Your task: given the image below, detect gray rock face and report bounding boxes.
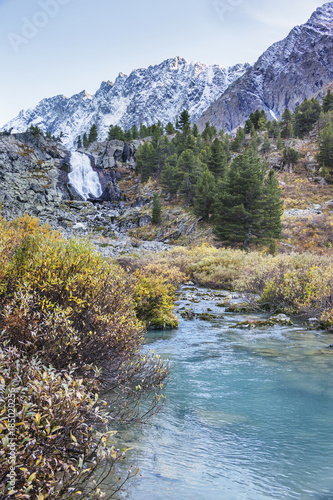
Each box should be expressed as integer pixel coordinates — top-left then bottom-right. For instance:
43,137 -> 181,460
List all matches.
2,58 -> 250,147
197,3 -> 333,134
0,133 -> 69,221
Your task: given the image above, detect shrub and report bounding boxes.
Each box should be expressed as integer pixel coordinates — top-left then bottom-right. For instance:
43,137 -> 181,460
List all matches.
0,341 -> 128,500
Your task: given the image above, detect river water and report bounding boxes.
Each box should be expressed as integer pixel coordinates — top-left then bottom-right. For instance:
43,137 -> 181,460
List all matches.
115,286 -> 333,500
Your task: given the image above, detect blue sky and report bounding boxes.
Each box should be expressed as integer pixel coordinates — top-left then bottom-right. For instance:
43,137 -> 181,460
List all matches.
0,0 -> 327,126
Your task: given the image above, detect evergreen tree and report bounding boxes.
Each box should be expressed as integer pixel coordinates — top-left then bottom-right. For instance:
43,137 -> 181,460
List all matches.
262,133 -> 271,153
124,129 -> 133,141
152,193 -> 162,225
231,127 -> 246,152
179,110 -> 190,129
283,147 -> 299,168
77,136 -> 82,149
193,167 -> 216,222
281,109 -> 294,138
207,138 -> 227,177
277,133 -> 283,150
318,123 -> 333,179
177,149 -> 203,205
131,124 -> 139,139
260,169 -> 283,244
267,119 -> 280,139
323,90 -> 333,113
83,132 -> 89,148
160,154 -> 180,197
88,124 -> 98,144
139,123 -> 148,138
192,124 -> 199,137
293,98 -> 321,137
108,125 -> 125,141
165,122 -> 176,135
214,153 -> 271,248
202,122 -> 217,142
135,142 -> 156,182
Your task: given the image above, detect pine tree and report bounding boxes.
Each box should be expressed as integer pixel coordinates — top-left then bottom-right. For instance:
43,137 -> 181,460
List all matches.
108,125 -> 125,141
192,124 -> 199,137
160,154 -> 180,197
88,124 -> 98,144
281,109 -> 293,138
318,123 -> 333,179
214,153 -> 268,248
177,149 -> 203,205
135,142 -> 156,182
260,169 -> 283,244
231,127 -> 246,152
262,133 -> 271,153
277,133 -> 283,150
179,110 -> 190,129
83,132 -> 89,148
193,168 -> 216,222
165,122 -> 176,135
293,98 -> 321,137
131,125 -> 139,139
77,136 -> 82,149
207,138 -> 227,177
323,90 -> 333,113
152,193 -> 162,225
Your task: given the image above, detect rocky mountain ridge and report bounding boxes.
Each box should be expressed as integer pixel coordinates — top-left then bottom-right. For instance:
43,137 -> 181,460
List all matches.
197,2 -> 333,133
2,58 -> 250,147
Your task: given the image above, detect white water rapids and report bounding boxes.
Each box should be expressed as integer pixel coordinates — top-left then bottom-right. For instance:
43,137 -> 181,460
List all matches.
68,151 -> 103,200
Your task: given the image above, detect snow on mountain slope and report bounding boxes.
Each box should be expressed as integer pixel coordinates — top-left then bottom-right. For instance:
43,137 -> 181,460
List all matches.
197,2 -> 333,134
2,57 -> 250,147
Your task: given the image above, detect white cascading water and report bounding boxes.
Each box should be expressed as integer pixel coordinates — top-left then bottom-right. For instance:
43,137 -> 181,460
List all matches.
68,151 -> 103,200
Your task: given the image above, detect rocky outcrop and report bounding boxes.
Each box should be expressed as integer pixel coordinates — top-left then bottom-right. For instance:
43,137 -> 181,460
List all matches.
0,132 -> 70,221
2,58 -> 250,147
197,2 -> 333,134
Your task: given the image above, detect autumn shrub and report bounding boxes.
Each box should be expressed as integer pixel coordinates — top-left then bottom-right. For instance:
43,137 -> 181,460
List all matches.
117,255 -> 186,328
134,244 -> 333,329
0,215 -> 144,370
0,215 -> 169,499
0,341 -> 129,500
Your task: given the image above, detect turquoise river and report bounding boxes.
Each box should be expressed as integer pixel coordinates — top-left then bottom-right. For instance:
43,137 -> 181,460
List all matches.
115,286 -> 333,500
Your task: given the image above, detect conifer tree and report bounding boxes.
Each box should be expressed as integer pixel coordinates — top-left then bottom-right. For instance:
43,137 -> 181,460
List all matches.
192,124 -> 199,137
318,123 -> 333,179
177,149 -> 203,205
207,138 -> 227,177
277,133 -> 283,150
135,142 -> 156,182
193,167 -> 216,222
260,169 -> 283,244
131,125 -> 139,139
165,122 -> 176,135
262,133 -> 271,153
231,127 -> 246,152
152,193 -> 162,225
281,109 -> 294,138
88,124 -> 98,144
83,132 -> 89,148
214,153 -> 281,248
323,90 -> 333,113
77,136 -> 82,149
108,125 -> 125,141
293,98 -> 321,137
179,110 -> 190,129
160,154 -> 180,198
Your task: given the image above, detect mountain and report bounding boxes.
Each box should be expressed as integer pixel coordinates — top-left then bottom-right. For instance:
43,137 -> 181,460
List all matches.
197,2 -> 333,134
2,58 -> 250,147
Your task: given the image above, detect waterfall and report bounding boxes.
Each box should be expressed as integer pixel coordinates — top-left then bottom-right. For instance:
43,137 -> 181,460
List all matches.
68,152 -> 103,200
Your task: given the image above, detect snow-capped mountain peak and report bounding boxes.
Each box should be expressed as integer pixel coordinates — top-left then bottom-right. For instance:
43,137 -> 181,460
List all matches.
2,56 -> 250,147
